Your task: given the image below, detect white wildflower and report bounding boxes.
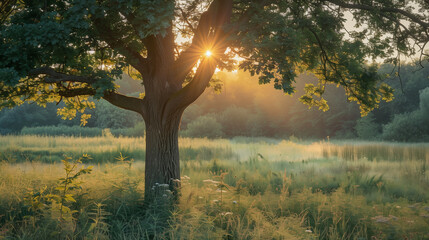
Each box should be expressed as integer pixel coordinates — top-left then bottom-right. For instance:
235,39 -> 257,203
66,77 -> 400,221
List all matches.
220,212 -> 233,216
305,229 -> 312,233
216,189 -> 227,193
203,179 -> 220,184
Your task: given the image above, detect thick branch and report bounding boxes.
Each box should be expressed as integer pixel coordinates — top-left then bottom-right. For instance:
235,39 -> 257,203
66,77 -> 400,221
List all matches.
57,88 -> 146,117
326,0 -> 429,29
0,0 -> 18,24
164,57 -> 217,119
58,88 -> 96,97
29,67 -> 95,84
103,91 -> 146,118
30,67 -> 147,117
91,17 -> 149,77
174,0 -> 233,85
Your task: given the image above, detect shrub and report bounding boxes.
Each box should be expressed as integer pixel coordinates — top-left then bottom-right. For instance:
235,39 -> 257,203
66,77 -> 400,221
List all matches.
355,113 -> 380,139
382,88 -> 429,142
182,115 -> 224,138
217,106 -> 251,137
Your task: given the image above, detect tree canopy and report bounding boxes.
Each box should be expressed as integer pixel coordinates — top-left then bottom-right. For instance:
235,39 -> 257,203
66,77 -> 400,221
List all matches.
1,0 -> 428,120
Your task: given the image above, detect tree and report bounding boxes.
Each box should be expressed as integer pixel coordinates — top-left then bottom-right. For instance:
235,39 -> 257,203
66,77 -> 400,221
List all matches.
1,0 -> 428,197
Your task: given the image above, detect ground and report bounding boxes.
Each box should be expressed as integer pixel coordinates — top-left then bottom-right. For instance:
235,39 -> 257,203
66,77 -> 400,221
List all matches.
0,135 -> 428,239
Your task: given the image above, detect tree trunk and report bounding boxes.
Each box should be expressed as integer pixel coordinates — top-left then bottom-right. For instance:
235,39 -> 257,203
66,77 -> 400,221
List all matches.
144,111 -> 183,200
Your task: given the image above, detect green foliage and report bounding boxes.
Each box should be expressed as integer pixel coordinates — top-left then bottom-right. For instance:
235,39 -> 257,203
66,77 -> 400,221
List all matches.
216,106 -> 251,137
355,113 -> 380,140
21,154 -> 93,235
92,99 -> 142,129
382,88 -> 429,142
51,155 -> 93,223
87,203 -> 110,240
182,115 -> 224,139
1,0 -> 426,124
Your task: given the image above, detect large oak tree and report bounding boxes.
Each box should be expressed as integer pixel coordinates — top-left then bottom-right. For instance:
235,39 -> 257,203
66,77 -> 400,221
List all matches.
1,0 -> 428,197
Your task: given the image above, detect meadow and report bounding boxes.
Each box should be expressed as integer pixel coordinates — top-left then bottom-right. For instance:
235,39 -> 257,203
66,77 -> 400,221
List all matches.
0,135 -> 428,239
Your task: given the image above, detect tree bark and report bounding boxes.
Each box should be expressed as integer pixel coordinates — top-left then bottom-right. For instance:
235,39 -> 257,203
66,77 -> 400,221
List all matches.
144,109 -> 183,200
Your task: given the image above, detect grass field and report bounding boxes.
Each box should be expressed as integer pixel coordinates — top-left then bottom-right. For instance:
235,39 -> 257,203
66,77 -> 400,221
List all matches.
0,135 -> 428,239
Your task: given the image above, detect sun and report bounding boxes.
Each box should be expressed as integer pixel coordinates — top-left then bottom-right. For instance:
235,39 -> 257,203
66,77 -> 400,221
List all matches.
205,50 -> 212,57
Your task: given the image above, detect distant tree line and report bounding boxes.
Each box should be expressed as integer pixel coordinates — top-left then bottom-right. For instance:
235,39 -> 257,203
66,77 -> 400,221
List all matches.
0,63 -> 428,141
181,63 -> 429,142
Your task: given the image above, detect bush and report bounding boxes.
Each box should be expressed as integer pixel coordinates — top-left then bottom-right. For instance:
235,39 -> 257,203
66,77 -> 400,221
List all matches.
419,87 -> 429,115
382,88 -> 429,142
217,106 -> 251,137
111,122 -> 145,137
181,104 -> 203,129
355,113 -> 380,139
21,123 -> 145,138
92,99 -> 142,128
182,115 -> 224,138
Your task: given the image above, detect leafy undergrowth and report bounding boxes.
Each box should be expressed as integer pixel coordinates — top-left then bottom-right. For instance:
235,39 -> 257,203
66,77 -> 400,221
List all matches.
0,138 -> 428,239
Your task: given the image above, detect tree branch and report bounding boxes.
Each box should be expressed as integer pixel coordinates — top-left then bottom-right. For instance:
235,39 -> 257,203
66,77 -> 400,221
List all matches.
164,56 -> 217,119
103,91 -> 146,118
174,0 -> 233,85
29,67 -> 95,84
326,0 -> 429,29
58,88 -> 96,97
91,17 -> 150,77
29,67 -> 147,117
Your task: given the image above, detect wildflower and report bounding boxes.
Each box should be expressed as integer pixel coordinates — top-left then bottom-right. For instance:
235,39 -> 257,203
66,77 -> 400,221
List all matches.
203,179 -> 220,184
171,178 -> 181,183
165,190 -> 172,194
220,212 -> 233,216
212,199 -> 219,203
216,189 -> 227,193
305,229 -> 312,233
162,194 -> 167,198
233,201 -> 237,204
181,175 -> 190,180
159,184 -> 169,188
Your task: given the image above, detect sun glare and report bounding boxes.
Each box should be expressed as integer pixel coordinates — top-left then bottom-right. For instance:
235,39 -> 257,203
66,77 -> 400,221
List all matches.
205,50 -> 212,57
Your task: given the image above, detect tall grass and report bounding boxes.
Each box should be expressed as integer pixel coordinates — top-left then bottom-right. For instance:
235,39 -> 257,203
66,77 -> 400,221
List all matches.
0,136 -> 428,239
21,124 -> 145,138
